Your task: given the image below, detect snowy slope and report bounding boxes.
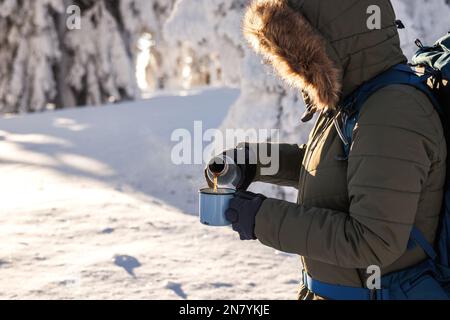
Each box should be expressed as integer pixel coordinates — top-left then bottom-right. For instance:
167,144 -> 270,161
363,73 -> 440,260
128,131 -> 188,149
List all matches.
0,88 -> 299,300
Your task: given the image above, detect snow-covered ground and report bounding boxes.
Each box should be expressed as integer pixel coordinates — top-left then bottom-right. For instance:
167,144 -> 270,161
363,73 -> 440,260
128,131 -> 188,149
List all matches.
0,88 -> 299,300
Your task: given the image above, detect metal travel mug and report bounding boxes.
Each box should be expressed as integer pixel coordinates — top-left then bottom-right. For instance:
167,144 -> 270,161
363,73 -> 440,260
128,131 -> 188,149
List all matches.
199,188 -> 235,226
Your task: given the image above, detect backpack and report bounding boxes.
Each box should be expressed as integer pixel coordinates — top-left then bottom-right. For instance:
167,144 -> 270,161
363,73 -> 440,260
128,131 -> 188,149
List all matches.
339,33 -> 450,299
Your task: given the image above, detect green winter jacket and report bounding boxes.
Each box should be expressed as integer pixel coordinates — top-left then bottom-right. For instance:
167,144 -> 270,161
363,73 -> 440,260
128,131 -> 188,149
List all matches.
242,0 -> 447,299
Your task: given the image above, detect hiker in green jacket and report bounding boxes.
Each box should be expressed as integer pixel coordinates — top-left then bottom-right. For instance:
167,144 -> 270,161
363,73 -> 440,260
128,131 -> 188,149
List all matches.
206,0 -> 447,300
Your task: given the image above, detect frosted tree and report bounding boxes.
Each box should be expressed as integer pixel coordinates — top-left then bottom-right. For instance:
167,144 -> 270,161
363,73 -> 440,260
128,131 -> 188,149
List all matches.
0,0 -> 138,112
164,0 -> 247,88
119,0 -> 178,91
0,0 -> 181,113
62,0 -> 182,106
0,0 -> 64,113
62,0 -> 138,107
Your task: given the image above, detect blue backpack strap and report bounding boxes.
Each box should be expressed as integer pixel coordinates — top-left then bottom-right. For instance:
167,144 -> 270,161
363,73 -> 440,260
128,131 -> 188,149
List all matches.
302,271 -> 390,300
439,190 -> 450,266
341,64 -> 440,158
410,226 -> 438,260
341,64 -> 441,261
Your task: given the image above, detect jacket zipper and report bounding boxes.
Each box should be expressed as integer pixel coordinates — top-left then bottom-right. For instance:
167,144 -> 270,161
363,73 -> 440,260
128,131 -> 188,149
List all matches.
299,113 -> 336,203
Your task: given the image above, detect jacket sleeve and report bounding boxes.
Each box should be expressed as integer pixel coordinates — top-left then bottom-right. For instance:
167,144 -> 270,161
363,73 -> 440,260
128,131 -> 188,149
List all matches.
243,143 -> 306,188
254,88 -> 443,268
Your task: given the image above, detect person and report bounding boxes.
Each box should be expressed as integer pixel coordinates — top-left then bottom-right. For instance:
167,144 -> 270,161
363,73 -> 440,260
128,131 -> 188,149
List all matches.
206,0 -> 447,300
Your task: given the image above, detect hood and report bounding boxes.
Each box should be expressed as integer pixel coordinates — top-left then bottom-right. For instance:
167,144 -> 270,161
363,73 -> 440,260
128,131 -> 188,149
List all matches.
243,0 -> 407,111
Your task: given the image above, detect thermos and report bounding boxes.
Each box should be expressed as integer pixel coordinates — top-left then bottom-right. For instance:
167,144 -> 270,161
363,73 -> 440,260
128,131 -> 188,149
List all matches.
206,155 -> 242,188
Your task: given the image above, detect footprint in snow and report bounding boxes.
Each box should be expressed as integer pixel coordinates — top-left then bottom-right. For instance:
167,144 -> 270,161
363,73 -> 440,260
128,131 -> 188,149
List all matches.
165,281 -> 188,300
114,255 -> 141,278
0,259 -> 10,268
100,228 -> 115,234
211,282 -> 233,289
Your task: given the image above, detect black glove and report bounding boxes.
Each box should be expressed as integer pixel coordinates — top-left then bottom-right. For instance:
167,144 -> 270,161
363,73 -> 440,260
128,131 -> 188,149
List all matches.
225,191 -> 267,240
205,144 -> 257,191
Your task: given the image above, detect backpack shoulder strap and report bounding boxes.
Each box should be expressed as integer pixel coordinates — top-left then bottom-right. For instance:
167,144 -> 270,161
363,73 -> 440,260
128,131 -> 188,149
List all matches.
341,64 -> 440,158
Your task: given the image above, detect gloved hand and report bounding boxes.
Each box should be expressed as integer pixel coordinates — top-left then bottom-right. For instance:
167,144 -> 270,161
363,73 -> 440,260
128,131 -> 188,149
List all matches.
204,144 -> 257,191
225,191 -> 267,240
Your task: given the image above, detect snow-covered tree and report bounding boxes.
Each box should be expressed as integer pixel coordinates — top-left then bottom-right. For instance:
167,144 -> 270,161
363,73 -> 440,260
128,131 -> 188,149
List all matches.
0,0 -> 180,113
119,0 -> 178,90
62,0 -> 138,107
2,0 -> 448,115
0,0 -> 64,113
164,0 -> 247,87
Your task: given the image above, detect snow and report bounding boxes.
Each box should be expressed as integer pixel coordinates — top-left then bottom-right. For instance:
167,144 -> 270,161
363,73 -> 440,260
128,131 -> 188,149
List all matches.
0,88 -> 299,300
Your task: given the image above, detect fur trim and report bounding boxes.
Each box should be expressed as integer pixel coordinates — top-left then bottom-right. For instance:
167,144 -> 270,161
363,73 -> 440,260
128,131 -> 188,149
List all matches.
243,0 -> 342,110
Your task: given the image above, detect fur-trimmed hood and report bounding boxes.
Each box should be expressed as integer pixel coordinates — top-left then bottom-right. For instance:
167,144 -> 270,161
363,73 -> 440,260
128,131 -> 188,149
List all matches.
243,0 -> 407,111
